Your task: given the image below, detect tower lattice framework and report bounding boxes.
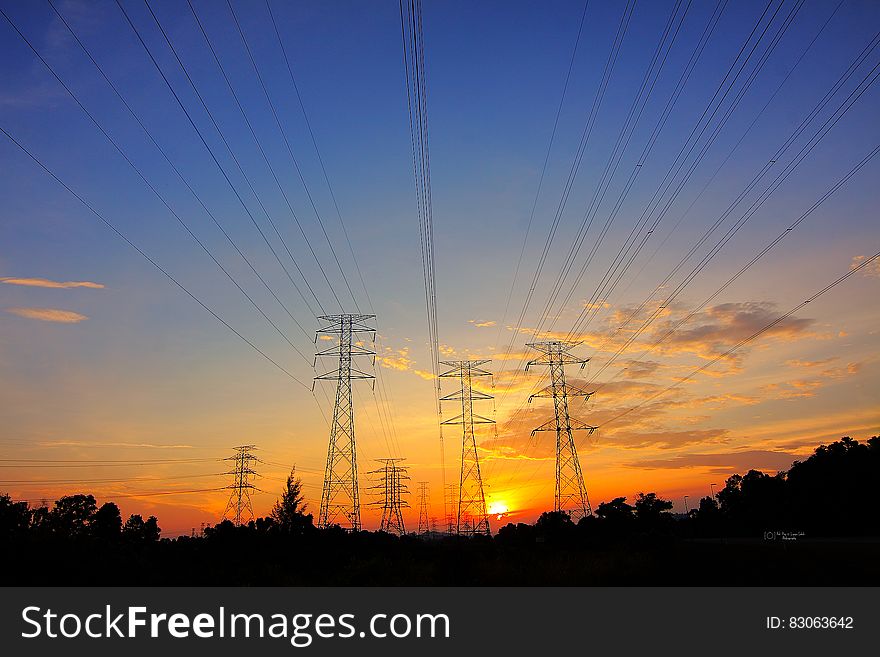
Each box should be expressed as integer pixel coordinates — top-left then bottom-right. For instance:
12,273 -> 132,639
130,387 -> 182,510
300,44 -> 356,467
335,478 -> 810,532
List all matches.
315,313 -> 376,531
526,341 -> 597,522
369,458 -> 409,535
417,481 -> 430,534
440,360 -> 493,536
223,445 -> 258,526
444,484 -> 456,535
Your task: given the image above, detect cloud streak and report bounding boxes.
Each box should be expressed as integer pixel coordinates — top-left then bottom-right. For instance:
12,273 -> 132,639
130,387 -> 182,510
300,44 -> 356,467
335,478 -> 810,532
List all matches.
6,307 -> 88,323
39,441 -> 195,449
1,277 -> 104,289
626,449 -> 801,474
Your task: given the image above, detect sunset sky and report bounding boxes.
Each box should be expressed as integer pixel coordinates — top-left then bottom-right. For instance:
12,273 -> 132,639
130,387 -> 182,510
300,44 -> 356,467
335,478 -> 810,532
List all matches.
1,0 -> 878,535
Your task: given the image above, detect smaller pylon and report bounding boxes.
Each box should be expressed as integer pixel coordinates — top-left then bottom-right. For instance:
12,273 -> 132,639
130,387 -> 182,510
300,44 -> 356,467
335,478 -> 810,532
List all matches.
417,482 -> 431,534
444,484 -> 457,535
223,445 -> 258,525
368,459 -> 410,535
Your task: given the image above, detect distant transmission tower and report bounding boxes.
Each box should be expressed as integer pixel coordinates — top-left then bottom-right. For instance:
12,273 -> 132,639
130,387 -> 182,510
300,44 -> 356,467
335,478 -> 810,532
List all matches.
417,481 -> 431,534
369,458 -> 409,535
440,360 -> 493,536
223,445 -> 258,525
315,313 -> 376,531
526,341 -> 597,522
444,484 -> 456,534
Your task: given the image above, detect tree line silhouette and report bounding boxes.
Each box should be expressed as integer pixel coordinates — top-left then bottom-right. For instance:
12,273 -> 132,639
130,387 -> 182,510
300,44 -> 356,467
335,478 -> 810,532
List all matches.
1,436 -> 877,585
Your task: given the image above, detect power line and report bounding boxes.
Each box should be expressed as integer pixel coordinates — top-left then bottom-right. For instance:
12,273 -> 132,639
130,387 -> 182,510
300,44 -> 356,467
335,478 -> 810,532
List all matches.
494,0 -> 638,410
600,250 -> 880,429
39,0 -> 314,357
0,124 -> 309,387
581,37 -> 880,384
491,0 -> 590,357
224,0 -> 358,312
591,137 -> 880,395
116,0 -> 324,320
264,0 -> 374,314
399,0 -> 445,513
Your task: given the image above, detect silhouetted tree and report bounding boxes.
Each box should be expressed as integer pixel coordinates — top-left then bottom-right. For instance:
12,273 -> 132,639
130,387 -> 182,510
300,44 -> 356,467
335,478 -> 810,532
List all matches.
0,494 -> 29,538
49,494 -> 97,537
593,497 -> 635,538
634,492 -> 673,521
270,470 -> 314,535
496,522 -> 535,545
534,511 -> 576,543
92,502 -> 123,539
122,514 -> 160,542
784,436 -> 879,536
595,497 -> 634,522
717,469 -> 785,534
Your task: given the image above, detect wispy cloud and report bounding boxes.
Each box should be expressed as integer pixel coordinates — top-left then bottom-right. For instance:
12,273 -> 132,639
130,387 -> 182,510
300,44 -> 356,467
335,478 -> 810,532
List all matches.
850,255 -> 880,278
785,357 -> 838,369
40,441 -> 194,449
761,362 -> 861,399
376,346 -> 413,372
469,319 -> 497,328
6,307 -> 88,323
1,277 -> 104,289
626,449 -> 800,474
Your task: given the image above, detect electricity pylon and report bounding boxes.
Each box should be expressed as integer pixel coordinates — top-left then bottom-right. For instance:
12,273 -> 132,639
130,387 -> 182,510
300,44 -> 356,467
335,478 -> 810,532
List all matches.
223,445 -> 258,526
369,458 -> 409,535
526,341 -> 596,522
315,313 -> 376,531
417,481 -> 430,534
444,484 -> 456,535
440,360 -> 493,536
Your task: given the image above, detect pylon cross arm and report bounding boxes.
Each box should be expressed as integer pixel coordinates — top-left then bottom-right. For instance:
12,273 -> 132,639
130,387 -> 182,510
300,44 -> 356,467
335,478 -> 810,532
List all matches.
569,418 -> 598,433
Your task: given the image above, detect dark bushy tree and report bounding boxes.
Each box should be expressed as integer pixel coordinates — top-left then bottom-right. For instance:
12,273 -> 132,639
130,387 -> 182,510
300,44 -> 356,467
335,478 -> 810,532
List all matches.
122,514 -> 160,542
270,470 -> 314,535
49,494 -> 97,537
634,492 -> 673,521
534,511 -> 576,543
0,494 -> 29,538
92,502 -> 123,539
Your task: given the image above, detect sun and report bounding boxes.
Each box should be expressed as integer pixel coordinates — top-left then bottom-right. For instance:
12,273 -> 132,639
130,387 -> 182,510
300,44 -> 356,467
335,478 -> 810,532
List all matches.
487,501 -> 509,520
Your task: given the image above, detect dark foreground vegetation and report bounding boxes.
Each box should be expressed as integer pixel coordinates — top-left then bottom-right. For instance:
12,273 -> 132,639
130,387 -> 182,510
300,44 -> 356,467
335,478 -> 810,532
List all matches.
1,437 -> 878,586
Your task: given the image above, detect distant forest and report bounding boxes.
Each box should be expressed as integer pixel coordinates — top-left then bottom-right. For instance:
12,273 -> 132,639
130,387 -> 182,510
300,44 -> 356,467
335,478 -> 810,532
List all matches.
1,436 -> 877,585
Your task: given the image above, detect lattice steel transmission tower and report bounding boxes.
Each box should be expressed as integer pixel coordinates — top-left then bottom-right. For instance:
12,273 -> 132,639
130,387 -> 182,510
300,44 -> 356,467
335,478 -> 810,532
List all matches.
417,481 -> 431,534
444,484 -> 456,535
369,458 -> 409,535
223,445 -> 258,526
315,313 -> 376,531
526,341 -> 597,522
440,360 -> 493,536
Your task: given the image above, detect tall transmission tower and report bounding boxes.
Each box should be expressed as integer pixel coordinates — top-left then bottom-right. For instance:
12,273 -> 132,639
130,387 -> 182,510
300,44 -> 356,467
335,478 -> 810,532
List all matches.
314,313 -> 376,531
526,341 -> 597,522
440,360 -> 494,536
222,445 -> 258,526
369,458 -> 409,535
417,481 -> 431,534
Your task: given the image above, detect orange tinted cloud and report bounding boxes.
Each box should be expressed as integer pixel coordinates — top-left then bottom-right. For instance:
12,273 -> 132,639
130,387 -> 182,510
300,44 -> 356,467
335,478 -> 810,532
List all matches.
850,254 -> 880,277
6,307 -> 88,323
0,277 -> 104,289
626,449 -> 800,474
